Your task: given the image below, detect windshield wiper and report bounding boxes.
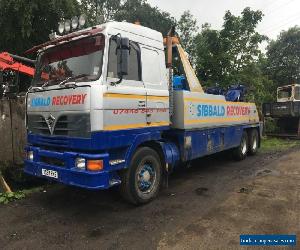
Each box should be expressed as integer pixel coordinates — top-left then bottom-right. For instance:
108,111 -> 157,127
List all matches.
58,74 -> 88,87
42,80 -> 52,88
28,86 -> 44,92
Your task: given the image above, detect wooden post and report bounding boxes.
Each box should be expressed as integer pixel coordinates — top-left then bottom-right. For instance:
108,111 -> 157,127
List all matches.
166,26 -> 175,69
0,173 -> 12,193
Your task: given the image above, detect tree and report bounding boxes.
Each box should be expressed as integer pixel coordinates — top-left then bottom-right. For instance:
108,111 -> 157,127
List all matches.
114,0 -> 175,35
195,7 -> 267,88
80,0 -> 122,24
177,10 -> 198,60
265,26 -> 300,86
0,0 -> 175,56
235,61 -> 276,106
0,0 -> 80,54
80,0 -> 175,36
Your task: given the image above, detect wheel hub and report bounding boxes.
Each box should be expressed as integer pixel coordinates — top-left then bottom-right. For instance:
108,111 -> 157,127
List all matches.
141,170 -> 151,182
138,164 -> 155,193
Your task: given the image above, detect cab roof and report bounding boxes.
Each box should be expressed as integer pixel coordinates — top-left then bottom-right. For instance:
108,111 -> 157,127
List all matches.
25,21 -> 164,54
100,21 -> 163,43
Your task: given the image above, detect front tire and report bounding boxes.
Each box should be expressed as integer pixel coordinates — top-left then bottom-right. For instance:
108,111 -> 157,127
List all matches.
119,147 -> 162,205
233,131 -> 248,161
248,129 -> 259,155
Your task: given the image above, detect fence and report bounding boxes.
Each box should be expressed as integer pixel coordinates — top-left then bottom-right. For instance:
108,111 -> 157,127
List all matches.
0,97 -> 26,169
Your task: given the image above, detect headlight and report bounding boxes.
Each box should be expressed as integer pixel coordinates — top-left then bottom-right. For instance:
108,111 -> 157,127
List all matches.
79,14 -> 86,27
71,16 -> 79,30
28,151 -> 34,161
64,20 -> 71,33
75,158 -> 86,170
58,22 -> 64,34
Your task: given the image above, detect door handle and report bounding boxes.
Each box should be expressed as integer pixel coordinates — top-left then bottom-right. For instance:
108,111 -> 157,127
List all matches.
146,113 -> 151,125
138,100 -> 146,108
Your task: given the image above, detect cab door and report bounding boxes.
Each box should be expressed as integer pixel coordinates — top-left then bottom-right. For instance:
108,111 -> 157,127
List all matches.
104,38 -> 146,131
141,46 -> 169,128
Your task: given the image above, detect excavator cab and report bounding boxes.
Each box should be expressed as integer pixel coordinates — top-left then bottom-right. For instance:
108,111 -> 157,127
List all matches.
0,52 -> 35,98
0,70 -> 20,98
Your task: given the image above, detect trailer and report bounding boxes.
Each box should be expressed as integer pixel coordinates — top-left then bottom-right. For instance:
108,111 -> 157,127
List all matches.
23,19 -> 261,204
263,84 -> 300,138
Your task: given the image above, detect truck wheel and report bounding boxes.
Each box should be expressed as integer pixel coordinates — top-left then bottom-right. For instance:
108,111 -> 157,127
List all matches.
248,129 -> 259,156
119,147 -> 162,205
233,131 -> 248,161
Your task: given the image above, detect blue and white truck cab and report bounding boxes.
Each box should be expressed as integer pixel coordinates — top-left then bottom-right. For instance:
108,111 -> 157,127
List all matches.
24,20 -> 261,204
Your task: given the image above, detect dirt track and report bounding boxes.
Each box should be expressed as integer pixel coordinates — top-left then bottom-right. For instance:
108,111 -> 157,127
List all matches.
0,147 -> 299,250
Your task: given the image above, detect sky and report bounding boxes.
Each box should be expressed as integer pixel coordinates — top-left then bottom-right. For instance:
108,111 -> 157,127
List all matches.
147,0 -> 300,40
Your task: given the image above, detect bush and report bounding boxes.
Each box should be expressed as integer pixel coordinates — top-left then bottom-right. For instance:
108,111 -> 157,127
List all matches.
0,191 -> 25,204
264,118 -> 279,133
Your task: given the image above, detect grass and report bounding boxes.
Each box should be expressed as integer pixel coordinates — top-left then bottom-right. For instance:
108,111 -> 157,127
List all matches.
0,186 -> 44,205
260,137 -> 300,153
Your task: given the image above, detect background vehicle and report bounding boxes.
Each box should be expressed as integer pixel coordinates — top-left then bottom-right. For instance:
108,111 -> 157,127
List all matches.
263,84 -> 300,138
0,52 -> 35,98
24,20 -> 261,204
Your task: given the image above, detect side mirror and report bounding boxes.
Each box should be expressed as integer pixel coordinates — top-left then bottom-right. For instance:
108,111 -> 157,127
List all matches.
116,37 -> 130,79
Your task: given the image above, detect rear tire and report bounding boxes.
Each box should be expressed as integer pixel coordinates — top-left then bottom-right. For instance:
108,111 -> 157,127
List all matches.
119,147 -> 162,205
248,129 -> 259,156
233,131 -> 248,161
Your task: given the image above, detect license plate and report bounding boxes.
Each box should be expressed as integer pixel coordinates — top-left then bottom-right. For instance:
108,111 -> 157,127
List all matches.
41,169 -> 58,179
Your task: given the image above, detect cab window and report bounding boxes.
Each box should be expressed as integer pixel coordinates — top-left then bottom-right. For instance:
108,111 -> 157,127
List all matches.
278,87 -> 292,99
294,87 -> 300,100
142,47 -> 161,84
107,38 -> 141,81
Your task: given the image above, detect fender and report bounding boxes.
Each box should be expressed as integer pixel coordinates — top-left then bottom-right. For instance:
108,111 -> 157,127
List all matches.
157,141 -> 180,170
124,132 -> 180,171
124,130 -> 162,168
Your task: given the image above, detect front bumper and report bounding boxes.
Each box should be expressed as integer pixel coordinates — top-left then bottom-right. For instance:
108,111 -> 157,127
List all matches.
24,146 -> 121,190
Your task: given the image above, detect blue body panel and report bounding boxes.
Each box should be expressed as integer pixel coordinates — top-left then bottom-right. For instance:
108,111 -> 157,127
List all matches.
24,123 -> 260,190
27,126 -> 169,151
166,126 -> 244,162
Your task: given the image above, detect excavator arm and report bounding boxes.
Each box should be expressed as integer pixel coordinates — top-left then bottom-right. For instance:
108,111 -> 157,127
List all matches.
0,52 -> 35,77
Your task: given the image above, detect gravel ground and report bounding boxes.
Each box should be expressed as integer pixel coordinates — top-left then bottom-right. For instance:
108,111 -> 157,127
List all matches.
0,147 -> 299,250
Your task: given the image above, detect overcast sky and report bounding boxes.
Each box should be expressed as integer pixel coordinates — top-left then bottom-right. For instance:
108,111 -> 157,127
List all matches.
147,0 -> 300,40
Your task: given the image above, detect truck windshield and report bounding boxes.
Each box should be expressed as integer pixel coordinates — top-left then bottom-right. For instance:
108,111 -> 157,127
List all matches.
278,87 -> 292,99
33,35 -> 105,86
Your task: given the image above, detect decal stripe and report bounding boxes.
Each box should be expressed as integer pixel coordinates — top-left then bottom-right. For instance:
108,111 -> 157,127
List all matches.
104,93 -> 168,101
104,93 -> 145,99
185,116 -> 259,124
104,121 -> 169,131
148,96 -> 169,101
184,97 -> 255,106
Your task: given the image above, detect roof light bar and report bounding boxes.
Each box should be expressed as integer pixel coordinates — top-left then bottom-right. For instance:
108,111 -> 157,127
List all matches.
79,14 -> 87,27
57,14 -> 87,35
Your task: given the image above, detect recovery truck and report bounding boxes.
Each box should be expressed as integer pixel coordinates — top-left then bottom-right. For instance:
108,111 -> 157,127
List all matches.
263,84 -> 300,138
24,20 -> 261,204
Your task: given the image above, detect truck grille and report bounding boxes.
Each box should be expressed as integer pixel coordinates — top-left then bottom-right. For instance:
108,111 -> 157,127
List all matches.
40,156 -> 65,167
273,103 -> 291,116
262,102 -> 300,117
28,114 -> 91,138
